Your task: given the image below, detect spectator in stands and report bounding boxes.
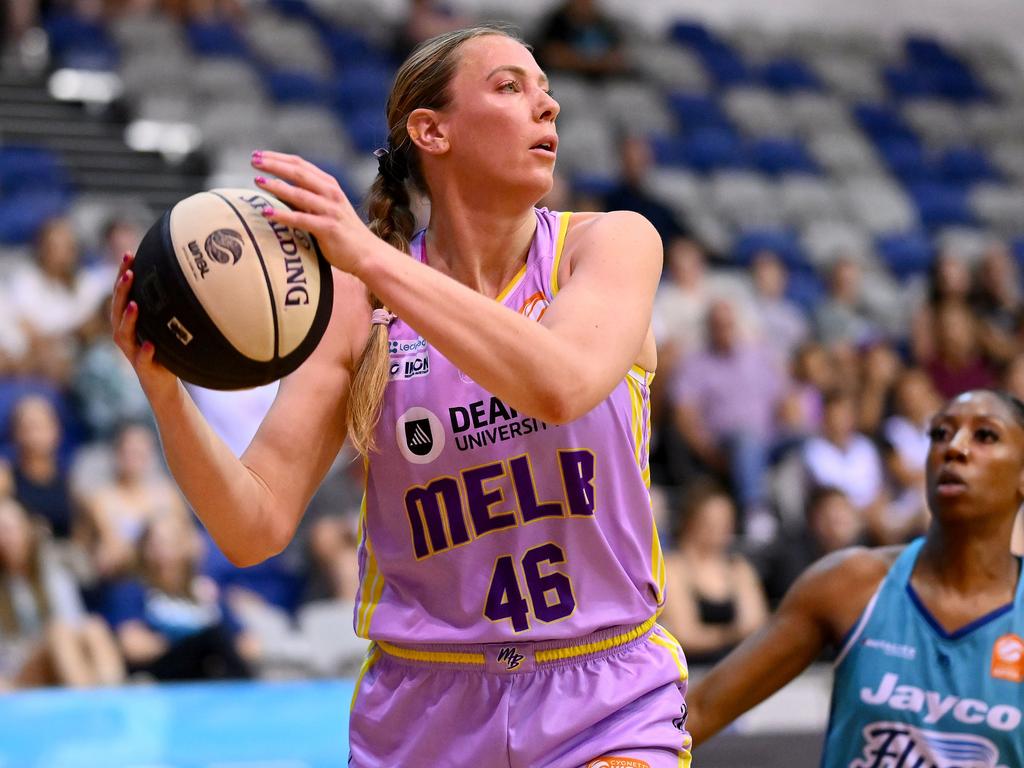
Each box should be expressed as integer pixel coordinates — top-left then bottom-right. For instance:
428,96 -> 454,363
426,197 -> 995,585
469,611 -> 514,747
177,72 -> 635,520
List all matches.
765,485 -> 865,608
603,134 -> 687,248
778,342 -> 833,438
660,481 -> 768,665
910,248 -> 972,365
856,341 -> 902,435
671,298 -> 788,538
82,216 -> 142,301
102,515 -> 255,681
652,237 -> 711,373
535,0 -> 629,81
813,256 -> 878,348
7,217 -> 107,385
801,389 -> 886,521
79,421 -> 187,583
73,296 -> 153,440
970,241 -> 1021,365
0,497 -> 124,689
7,394 -> 77,543
749,250 -> 809,366
875,368 -> 938,544
924,301 -> 997,399
393,0 -> 475,62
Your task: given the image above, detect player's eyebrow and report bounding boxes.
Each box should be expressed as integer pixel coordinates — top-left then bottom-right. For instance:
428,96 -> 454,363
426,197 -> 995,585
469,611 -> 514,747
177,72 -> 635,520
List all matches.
486,65 -> 550,88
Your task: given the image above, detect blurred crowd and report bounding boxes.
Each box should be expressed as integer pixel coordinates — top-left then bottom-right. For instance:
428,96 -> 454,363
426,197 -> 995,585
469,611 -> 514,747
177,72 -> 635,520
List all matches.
2,0 -> 1024,690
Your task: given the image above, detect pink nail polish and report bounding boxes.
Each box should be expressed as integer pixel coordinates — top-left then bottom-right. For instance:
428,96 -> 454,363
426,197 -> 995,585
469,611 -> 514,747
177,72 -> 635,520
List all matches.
255,175 -> 267,185
122,252 -> 131,264
262,206 -> 275,217
252,150 -> 263,165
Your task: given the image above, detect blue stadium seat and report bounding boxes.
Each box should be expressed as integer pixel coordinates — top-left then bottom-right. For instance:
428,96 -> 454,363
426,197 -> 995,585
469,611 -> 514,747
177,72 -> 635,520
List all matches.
0,191 -> 69,245
884,67 -> 937,100
698,44 -> 753,86
185,21 -> 249,59
853,103 -> 918,143
265,69 -> 331,105
784,266 -> 826,314
681,127 -> 747,172
332,65 -> 392,118
650,133 -> 689,167
344,108 -> 389,153
876,231 -> 935,280
1012,237 -> 1024,270
903,35 -> 986,102
0,146 -> 71,197
761,58 -> 822,92
322,27 -> 393,69
572,173 -> 619,199
733,229 -> 807,270
749,138 -> 819,175
268,0 -> 326,31
908,182 -> 976,229
875,137 -> 934,184
668,20 -> 716,48
45,13 -> 119,70
665,92 -> 732,132
939,146 -> 999,184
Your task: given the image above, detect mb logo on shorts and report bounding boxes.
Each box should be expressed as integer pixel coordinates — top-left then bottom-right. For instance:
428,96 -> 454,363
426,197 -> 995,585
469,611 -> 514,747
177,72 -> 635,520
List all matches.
496,647 -> 525,670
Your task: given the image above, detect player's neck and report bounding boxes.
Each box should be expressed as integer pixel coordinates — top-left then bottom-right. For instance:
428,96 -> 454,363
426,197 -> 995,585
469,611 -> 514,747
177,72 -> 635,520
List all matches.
918,519 -> 1019,594
425,201 -> 537,297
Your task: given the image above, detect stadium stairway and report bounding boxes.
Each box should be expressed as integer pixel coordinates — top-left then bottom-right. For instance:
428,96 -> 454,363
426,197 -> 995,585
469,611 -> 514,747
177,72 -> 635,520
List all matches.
0,70 -> 205,212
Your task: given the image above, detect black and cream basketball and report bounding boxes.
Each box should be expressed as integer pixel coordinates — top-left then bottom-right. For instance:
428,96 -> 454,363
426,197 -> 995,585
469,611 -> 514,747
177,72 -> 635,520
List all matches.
129,188 -> 333,390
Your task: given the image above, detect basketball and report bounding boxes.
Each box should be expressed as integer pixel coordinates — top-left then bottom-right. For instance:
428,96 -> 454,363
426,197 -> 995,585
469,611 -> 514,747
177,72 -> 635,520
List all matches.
128,188 -> 333,390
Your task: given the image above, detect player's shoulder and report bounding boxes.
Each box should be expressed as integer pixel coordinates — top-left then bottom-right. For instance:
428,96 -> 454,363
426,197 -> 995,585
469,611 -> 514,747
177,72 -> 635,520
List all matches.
787,545 -> 902,631
564,209 -> 659,242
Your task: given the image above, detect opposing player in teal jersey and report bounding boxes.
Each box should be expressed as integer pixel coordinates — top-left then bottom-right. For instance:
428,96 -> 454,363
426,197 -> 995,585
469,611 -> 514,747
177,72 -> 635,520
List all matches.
687,389 -> 1024,768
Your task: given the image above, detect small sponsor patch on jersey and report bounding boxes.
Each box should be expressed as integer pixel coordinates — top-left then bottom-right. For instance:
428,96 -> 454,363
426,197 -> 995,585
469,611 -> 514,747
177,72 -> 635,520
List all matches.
518,291 -> 549,321
586,759 -> 650,768
991,633 -> 1024,683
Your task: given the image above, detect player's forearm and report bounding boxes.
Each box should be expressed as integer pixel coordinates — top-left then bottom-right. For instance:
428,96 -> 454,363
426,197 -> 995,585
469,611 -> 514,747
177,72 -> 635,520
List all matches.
148,382 -> 280,565
355,242 -> 606,424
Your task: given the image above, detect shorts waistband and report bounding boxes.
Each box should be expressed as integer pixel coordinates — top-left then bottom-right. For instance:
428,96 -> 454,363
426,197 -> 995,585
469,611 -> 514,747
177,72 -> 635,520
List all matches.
375,615 -> 658,673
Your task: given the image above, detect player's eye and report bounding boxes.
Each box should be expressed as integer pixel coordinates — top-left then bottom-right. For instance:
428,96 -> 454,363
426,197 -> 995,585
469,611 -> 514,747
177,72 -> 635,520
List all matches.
976,428 -> 999,443
499,80 -> 521,93
928,426 -> 950,442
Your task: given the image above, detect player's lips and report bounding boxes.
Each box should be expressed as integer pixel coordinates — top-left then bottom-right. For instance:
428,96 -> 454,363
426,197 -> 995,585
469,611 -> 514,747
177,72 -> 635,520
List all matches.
935,467 -> 968,496
530,134 -> 558,157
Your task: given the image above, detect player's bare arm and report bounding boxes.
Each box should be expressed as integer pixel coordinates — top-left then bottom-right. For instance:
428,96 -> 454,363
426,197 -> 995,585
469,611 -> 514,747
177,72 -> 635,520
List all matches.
686,545 -> 900,746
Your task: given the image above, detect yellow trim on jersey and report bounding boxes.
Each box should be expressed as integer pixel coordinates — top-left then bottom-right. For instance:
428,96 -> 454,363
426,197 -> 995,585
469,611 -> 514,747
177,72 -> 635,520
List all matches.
649,633 -> 689,681
534,614 -> 658,663
377,641 -> 486,666
494,262 -> 528,303
629,363 -> 655,386
549,211 -> 572,297
651,523 -> 666,603
650,629 -> 693,766
356,467 -> 385,638
350,643 -> 382,713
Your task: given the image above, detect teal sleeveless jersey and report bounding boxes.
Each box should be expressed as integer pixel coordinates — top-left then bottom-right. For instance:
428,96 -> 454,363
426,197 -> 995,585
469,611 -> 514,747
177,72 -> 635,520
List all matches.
822,539 -> 1024,768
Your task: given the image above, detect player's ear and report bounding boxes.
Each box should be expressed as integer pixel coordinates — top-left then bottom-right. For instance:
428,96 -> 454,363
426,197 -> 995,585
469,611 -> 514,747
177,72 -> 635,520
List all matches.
407,108 -> 449,156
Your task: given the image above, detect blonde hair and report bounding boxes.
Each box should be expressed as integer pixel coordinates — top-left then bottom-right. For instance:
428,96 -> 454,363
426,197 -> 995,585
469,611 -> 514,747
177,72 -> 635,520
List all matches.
349,24 -> 524,455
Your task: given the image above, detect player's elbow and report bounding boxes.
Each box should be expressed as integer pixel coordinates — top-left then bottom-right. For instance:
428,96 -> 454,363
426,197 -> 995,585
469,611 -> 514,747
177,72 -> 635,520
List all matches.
220,514 -> 296,568
531,377 -> 591,425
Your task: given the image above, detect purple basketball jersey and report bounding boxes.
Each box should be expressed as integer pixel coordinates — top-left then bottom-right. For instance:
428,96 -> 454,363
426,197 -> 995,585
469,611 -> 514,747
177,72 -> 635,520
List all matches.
355,208 -> 664,644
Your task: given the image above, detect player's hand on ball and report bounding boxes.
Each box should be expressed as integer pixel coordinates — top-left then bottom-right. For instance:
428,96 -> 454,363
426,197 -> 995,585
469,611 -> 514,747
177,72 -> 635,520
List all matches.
111,252 -> 179,399
251,150 -> 372,276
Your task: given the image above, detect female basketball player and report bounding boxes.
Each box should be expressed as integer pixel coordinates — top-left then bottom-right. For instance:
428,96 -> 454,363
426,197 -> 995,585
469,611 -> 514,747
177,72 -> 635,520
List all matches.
111,26 -> 690,768
686,388 -> 1024,767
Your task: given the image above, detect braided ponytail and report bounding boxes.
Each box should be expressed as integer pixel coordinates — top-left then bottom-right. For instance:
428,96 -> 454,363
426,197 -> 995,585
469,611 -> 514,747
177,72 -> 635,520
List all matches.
346,24 -> 525,455
347,171 -> 415,455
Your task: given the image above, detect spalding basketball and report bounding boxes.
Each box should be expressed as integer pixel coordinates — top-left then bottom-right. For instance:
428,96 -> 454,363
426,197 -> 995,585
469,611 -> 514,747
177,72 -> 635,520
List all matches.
129,188 -> 333,390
